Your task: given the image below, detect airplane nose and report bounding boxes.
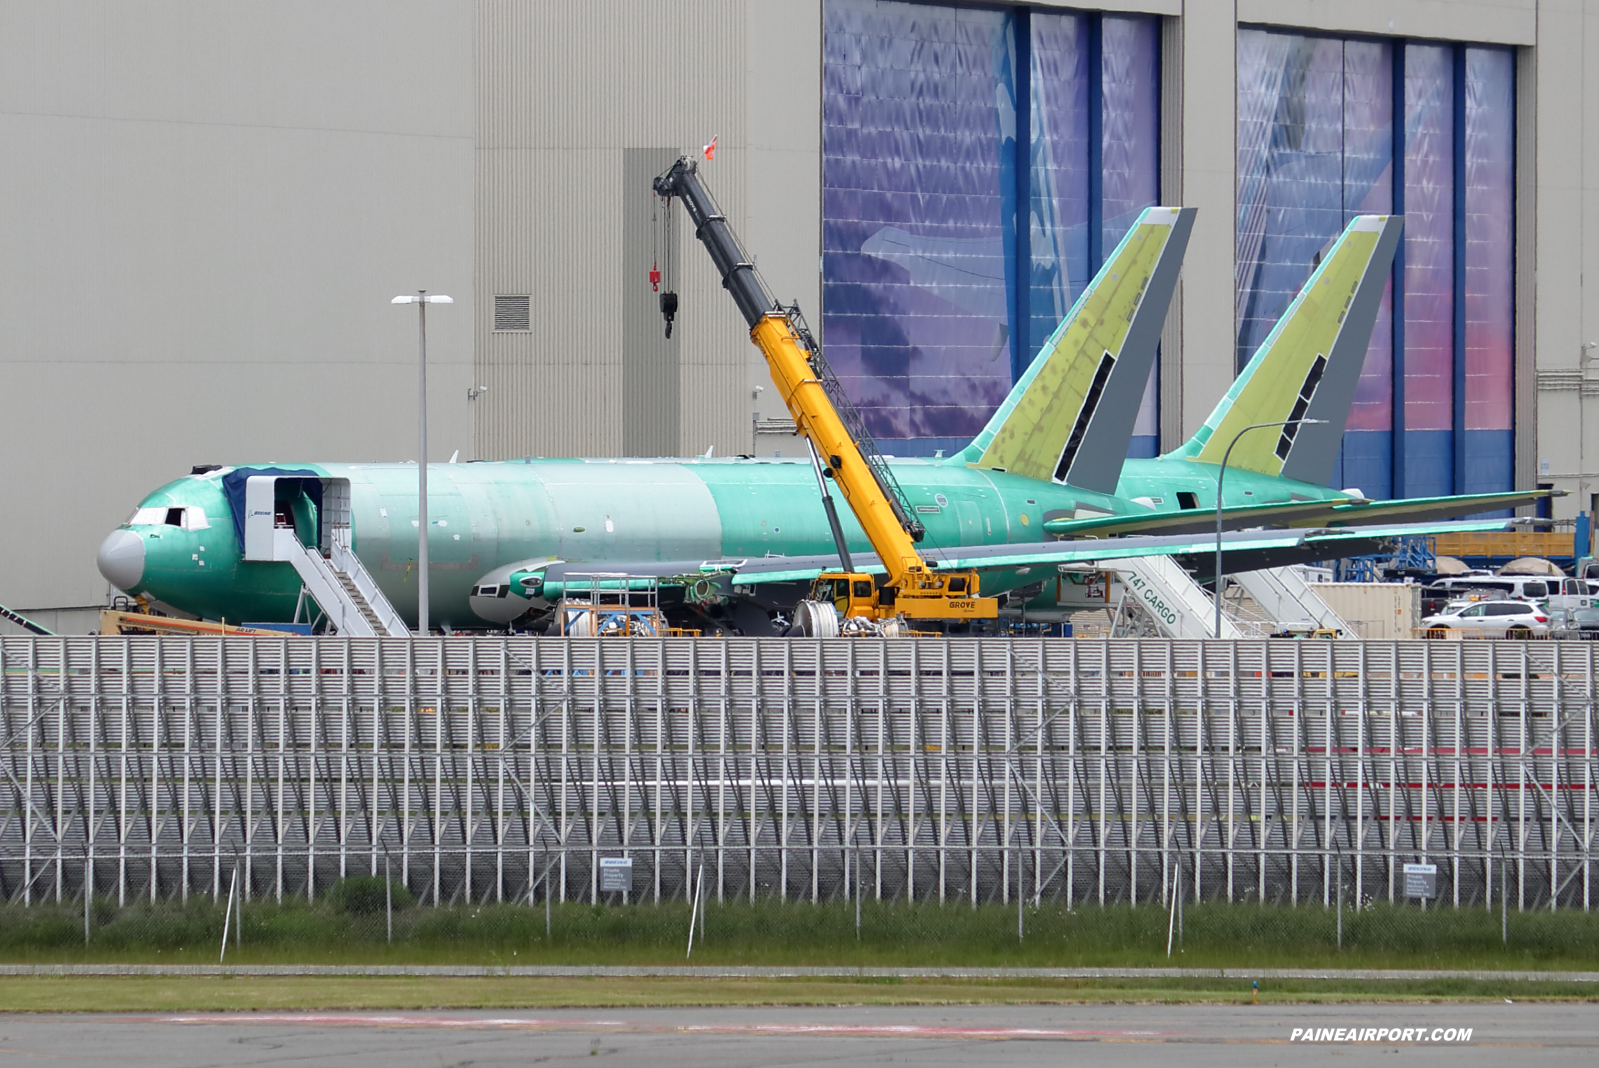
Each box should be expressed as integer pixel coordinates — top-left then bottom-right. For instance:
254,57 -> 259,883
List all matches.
97,529 -> 145,592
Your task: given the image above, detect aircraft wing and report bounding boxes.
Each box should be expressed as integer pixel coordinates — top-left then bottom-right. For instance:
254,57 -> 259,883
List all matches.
1041,488 -> 1558,539
722,518 -> 1519,590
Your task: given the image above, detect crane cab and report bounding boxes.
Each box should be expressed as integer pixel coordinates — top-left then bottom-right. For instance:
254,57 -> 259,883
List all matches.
810,572 -> 888,620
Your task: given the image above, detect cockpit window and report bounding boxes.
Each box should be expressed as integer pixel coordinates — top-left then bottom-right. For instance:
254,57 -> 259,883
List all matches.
127,506 -> 208,531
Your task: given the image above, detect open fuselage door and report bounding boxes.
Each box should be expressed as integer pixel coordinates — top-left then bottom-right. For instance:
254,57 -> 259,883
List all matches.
240,474 -> 409,637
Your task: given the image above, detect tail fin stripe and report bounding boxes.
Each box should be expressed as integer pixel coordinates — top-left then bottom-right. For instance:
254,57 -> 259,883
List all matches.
1274,354 -> 1327,460
1054,351 -> 1116,482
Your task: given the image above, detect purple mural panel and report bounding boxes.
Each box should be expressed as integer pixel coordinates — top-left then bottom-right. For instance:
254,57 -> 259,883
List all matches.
821,0 -> 1014,444
1342,39 -> 1394,434
1463,47 -> 1515,434
1027,11 -> 1090,352
1101,15 -> 1161,449
1402,43 -> 1455,435
1100,16 -> 1159,248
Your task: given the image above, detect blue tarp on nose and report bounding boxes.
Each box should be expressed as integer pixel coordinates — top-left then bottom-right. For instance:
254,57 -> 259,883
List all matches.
221,467 -> 324,549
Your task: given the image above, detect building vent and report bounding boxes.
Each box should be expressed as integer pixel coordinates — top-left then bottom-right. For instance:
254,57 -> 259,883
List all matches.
494,294 -> 531,331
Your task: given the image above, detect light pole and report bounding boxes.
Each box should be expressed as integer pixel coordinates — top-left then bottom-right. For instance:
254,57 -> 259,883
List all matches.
392,291 -> 453,636
1212,417 -> 1326,639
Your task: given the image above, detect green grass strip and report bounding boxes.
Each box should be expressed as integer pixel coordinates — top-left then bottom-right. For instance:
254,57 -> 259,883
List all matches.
1,974 -> 1597,1013
4,894 -> 1598,971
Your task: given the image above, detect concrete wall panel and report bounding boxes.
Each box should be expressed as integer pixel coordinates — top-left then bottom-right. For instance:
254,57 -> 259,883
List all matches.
1237,0 -> 1536,46
0,0 -> 474,615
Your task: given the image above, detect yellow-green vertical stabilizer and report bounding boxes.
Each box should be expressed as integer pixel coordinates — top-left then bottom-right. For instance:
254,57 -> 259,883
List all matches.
1177,214 -> 1402,482
958,206 -> 1194,492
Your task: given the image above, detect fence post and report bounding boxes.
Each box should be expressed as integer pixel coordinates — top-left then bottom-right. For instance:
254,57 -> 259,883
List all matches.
686,861 -> 704,958
219,865 -> 238,963
1017,844 -> 1024,943
1177,858 -> 1183,947
1336,859 -> 1342,951
855,844 -> 861,941
1501,857 -> 1508,945
1166,857 -> 1179,958
385,856 -> 393,944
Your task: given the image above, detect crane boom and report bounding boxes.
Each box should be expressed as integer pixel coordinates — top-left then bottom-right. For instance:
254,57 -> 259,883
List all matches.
654,156 -> 995,625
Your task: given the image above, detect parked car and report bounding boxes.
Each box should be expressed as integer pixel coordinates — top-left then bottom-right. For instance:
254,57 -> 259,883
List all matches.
1545,576 -> 1599,615
1551,606 -> 1599,640
1421,576 -> 1553,618
1420,599 -> 1549,638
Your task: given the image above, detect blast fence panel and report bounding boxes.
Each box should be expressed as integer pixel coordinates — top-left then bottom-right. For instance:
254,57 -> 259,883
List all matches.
0,637 -> 1593,912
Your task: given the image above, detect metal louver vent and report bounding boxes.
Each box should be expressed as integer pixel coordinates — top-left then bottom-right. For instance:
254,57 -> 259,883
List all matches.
494,294 -> 530,331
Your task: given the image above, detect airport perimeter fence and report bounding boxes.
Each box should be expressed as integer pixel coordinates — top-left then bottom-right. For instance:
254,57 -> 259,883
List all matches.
1,634 -> 1596,963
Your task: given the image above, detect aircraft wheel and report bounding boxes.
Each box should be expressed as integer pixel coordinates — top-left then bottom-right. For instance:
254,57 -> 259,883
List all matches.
792,600 -> 841,638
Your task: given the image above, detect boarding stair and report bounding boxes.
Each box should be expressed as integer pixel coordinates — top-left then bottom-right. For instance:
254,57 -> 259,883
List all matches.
285,531 -> 409,638
241,473 -> 410,638
1105,554 -> 1243,639
1231,566 -> 1353,635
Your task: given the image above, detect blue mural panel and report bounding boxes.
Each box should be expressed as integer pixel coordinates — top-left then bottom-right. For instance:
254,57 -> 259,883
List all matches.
1235,33 -> 1348,368
822,2 -> 1159,456
822,0 -> 1016,446
1027,11 -> 1089,359
1100,15 -> 1162,458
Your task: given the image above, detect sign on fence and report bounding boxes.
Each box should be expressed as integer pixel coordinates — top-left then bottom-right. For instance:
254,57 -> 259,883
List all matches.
599,857 -> 634,893
1404,863 -> 1438,899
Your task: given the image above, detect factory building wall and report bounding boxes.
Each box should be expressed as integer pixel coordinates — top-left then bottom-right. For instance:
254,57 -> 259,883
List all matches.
472,0 -> 822,462
0,1 -> 475,623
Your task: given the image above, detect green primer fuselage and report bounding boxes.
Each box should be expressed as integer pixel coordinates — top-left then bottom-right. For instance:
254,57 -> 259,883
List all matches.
1116,454 -> 1346,515
125,455 -> 1276,627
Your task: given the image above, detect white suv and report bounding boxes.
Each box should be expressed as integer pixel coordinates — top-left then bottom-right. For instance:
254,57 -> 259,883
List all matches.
1421,599 -> 1550,638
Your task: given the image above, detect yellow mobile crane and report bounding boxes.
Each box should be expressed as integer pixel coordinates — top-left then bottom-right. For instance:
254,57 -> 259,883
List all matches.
654,157 -> 996,633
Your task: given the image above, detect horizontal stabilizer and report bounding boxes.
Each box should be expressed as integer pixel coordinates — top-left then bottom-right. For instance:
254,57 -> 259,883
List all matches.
1042,488 -> 1560,540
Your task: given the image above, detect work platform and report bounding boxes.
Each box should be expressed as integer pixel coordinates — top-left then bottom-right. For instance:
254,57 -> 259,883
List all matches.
1,635 -> 1593,913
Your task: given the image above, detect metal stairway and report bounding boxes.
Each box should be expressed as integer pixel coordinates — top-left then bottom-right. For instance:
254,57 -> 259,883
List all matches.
286,531 -> 410,638
1106,554 -> 1243,639
241,473 -> 410,638
1232,566 -> 1353,635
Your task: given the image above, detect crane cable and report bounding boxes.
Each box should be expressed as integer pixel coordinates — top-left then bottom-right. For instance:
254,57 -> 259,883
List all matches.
655,189 -> 678,338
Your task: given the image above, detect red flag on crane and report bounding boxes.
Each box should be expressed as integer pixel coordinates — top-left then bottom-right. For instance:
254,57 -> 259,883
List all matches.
702,134 -> 718,161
